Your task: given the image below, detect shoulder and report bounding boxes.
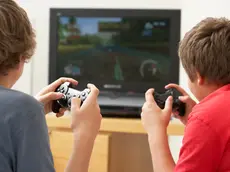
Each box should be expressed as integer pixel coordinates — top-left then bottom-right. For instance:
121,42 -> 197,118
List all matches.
0,88 -> 45,124
5,90 -> 47,133
187,93 -> 230,141
190,91 -> 230,126
176,115 -> 224,171
193,85 -> 230,116
184,115 -> 221,149
3,88 -> 43,113
184,115 -> 227,153
194,93 -> 228,114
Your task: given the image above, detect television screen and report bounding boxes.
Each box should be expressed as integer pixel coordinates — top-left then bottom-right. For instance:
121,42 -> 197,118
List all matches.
49,9 -> 181,94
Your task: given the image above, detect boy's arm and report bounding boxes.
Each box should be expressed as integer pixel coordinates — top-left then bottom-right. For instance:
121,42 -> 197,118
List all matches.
64,133 -> 95,172
174,117 -> 222,171
148,128 -> 176,172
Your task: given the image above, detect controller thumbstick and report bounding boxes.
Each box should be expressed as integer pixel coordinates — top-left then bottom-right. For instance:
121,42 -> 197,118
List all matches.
82,92 -> 86,96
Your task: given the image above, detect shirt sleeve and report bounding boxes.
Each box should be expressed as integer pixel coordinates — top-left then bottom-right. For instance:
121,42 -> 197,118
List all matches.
11,105 -> 55,172
174,117 -> 222,172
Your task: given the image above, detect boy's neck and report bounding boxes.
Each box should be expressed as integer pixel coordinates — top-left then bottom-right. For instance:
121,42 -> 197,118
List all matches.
199,84 -> 224,101
0,72 -> 18,89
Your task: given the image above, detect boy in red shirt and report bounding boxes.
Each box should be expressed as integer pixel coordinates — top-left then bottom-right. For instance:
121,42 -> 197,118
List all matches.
141,17 -> 230,172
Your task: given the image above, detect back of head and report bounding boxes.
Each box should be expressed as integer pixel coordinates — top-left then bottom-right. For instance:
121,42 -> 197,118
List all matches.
0,0 -> 36,75
179,17 -> 230,85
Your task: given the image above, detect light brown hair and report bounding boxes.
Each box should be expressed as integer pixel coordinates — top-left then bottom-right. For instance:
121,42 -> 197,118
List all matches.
0,0 -> 36,75
179,17 -> 230,85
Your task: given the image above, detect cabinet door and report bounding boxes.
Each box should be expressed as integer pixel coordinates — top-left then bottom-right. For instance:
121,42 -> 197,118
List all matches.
49,130 -> 111,172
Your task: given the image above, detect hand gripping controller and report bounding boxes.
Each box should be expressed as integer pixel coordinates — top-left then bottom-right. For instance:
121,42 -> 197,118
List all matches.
153,88 -> 186,116
52,82 -> 90,113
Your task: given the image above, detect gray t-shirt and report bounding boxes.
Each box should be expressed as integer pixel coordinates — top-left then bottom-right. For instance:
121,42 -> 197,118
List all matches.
0,86 -> 55,172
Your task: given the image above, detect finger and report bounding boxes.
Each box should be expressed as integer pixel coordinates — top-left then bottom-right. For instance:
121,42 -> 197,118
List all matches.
39,92 -> 63,104
165,83 -> 188,96
87,83 -> 99,96
71,97 -> 81,112
50,77 -> 78,90
145,88 -> 155,102
163,96 -> 173,112
84,83 -> 99,103
56,112 -> 64,118
178,95 -> 190,103
142,102 -> 156,112
40,77 -> 78,95
59,108 -> 66,114
54,108 -> 66,118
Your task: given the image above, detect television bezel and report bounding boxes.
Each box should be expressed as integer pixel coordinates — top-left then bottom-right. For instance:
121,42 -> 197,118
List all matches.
49,8 -> 181,94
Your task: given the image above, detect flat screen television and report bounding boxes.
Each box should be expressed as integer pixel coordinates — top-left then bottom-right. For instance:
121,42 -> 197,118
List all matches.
49,8 -> 181,96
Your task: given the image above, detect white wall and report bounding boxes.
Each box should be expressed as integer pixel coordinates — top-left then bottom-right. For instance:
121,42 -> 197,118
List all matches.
16,0 -> 230,163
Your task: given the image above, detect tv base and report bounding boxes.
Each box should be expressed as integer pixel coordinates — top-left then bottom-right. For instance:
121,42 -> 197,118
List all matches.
102,113 -> 141,119
101,106 -> 142,118
98,93 -> 144,118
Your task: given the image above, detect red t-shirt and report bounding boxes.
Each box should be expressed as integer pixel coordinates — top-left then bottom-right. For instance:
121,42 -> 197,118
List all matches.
175,84 -> 230,172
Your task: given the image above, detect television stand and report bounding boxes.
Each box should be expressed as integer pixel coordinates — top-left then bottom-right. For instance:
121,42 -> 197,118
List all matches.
46,114 -> 184,172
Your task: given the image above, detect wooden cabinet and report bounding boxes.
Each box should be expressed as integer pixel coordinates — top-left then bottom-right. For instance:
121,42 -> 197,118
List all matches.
46,115 -> 184,172
49,130 -> 111,172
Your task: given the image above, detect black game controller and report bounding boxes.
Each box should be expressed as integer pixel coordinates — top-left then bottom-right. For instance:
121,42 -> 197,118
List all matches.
153,88 -> 186,116
52,82 -> 90,113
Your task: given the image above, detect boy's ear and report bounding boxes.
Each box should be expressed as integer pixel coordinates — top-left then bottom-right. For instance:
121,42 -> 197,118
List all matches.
19,55 -> 25,62
19,55 -> 28,63
196,72 -> 204,85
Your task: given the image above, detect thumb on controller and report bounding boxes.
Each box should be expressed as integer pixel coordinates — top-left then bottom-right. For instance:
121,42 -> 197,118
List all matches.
163,96 -> 173,113
71,97 -> 81,112
38,92 -> 63,104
